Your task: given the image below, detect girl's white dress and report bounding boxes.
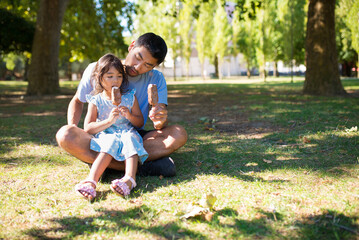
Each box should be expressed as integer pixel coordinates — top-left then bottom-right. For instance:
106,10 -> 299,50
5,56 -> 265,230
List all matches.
86,89 -> 148,164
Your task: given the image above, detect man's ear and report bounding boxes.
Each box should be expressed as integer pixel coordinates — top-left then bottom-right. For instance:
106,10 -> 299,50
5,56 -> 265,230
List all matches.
128,41 -> 135,52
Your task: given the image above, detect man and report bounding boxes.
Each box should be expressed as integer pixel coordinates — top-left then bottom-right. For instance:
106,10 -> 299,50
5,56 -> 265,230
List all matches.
56,32 -> 187,177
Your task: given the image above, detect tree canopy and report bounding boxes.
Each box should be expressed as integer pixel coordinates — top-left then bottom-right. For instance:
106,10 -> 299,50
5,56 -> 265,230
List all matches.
0,8 -> 35,53
1,0 -> 358,96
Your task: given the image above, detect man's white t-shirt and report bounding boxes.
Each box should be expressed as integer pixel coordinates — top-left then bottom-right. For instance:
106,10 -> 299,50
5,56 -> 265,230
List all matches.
77,62 -> 168,129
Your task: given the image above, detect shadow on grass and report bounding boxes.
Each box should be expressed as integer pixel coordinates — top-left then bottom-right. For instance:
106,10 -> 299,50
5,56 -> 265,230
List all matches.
294,210 -> 359,239
22,205 -> 274,239
173,132 -> 358,179
22,206 -> 358,239
23,205 -> 206,239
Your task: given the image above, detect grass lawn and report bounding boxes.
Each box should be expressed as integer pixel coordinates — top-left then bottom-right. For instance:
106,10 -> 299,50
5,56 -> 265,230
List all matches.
0,77 -> 358,239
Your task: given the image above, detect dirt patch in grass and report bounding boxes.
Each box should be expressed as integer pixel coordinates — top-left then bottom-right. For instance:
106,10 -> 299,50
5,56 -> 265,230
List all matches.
167,85 -> 281,137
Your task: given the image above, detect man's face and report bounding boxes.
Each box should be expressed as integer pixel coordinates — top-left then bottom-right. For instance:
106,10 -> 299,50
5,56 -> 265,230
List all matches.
124,45 -> 158,77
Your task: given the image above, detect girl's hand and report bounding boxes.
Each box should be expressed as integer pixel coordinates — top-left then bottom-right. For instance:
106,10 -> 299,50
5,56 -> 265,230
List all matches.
119,106 -> 131,119
108,107 -> 120,124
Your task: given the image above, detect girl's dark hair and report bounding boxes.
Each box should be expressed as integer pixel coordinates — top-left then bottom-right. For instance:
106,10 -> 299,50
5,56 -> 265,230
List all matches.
91,53 -> 128,95
134,32 -> 167,65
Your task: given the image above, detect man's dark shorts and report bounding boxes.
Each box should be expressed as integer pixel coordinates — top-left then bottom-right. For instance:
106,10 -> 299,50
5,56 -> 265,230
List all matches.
137,129 -> 153,138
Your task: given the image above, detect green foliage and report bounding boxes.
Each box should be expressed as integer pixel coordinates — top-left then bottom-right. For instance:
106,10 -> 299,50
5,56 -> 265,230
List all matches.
212,0 -> 231,71
232,3 -> 258,73
0,8 -> 35,53
195,0 -> 215,76
276,0 -> 306,64
61,0 -> 130,62
1,0 -> 131,63
336,0 -> 358,64
178,0 -> 195,77
344,0 -> 359,53
135,0 -> 182,73
0,0 -> 38,22
3,53 -> 24,72
255,0 -> 276,78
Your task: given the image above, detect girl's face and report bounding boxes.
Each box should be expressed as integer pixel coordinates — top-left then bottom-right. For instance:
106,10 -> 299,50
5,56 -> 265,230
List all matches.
101,66 -> 123,92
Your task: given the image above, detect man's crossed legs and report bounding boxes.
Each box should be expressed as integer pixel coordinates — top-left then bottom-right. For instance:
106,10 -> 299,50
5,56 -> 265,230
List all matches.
56,124 -> 187,177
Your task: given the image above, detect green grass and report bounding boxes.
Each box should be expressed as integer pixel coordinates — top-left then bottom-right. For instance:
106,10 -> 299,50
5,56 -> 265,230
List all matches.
1,77 -> 358,239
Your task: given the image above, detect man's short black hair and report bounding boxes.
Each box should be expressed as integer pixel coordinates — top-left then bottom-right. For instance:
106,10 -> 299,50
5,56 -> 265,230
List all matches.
134,32 -> 167,65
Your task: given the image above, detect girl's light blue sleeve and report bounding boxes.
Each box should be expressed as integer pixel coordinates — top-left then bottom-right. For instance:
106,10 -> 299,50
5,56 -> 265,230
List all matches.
86,94 -> 98,106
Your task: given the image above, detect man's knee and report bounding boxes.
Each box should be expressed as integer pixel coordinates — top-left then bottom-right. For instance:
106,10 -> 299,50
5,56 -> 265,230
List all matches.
171,124 -> 188,148
56,125 -> 76,148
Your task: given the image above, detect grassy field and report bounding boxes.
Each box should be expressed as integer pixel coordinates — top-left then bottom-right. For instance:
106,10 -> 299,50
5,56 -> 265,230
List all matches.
0,77 -> 358,239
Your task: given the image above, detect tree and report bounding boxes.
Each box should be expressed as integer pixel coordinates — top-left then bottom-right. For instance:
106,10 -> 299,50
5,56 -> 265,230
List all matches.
135,0 -> 182,79
232,1 -> 258,78
60,0 -> 129,80
195,1 -> 214,79
303,0 -> 346,95
27,0 -> 69,95
178,0 -> 195,80
255,0 -> 276,81
336,1 -> 358,77
0,3 -> 37,81
276,0 -> 306,78
157,0 -> 182,80
0,8 -> 35,54
212,0 -> 231,79
340,0 -> 359,78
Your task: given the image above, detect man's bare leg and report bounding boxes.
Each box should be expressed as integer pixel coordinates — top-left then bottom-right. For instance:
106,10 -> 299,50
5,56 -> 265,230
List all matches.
56,125 -> 125,170
56,123 -> 187,174
142,124 -> 188,161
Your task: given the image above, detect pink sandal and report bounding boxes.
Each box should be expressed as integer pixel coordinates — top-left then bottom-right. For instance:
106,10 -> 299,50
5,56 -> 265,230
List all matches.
75,180 -> 97,201
110,176 -> 136,197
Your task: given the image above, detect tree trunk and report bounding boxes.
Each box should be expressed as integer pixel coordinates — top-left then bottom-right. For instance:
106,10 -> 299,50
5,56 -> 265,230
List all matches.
24,57 -> 30,81
67,60 -> 72,81
261,61 -> 267,82
214,55 -> 219,78
274,61 -> 279,77
173,56 -> 176,81
186,61 -> 190,80
201,62 -> 205,80
246,59 -> 251,79
303,0 -> 346,95
27,0 -> 69,95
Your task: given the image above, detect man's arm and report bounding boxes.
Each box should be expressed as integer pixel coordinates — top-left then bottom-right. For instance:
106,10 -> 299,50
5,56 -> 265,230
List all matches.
67,92 -> 85,126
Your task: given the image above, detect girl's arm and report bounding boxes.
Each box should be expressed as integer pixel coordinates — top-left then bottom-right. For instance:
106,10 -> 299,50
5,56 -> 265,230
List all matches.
119,96 -> 144,128
84,103 -> 119,135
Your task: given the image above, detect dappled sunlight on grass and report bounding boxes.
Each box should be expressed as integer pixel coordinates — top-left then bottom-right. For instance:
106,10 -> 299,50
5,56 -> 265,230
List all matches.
1,79 -> 358,239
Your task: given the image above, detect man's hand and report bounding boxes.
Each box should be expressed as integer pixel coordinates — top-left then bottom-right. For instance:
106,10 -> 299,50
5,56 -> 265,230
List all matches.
149,103 -> 168,130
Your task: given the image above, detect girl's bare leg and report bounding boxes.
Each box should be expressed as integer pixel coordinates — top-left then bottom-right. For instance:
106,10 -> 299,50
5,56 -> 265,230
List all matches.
78,152 -> 113,199
111,155 -> 138,195
88,152 -> 113,182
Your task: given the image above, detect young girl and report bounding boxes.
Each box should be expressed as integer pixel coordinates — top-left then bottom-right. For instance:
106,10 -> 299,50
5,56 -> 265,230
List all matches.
75,53 -> 147,201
